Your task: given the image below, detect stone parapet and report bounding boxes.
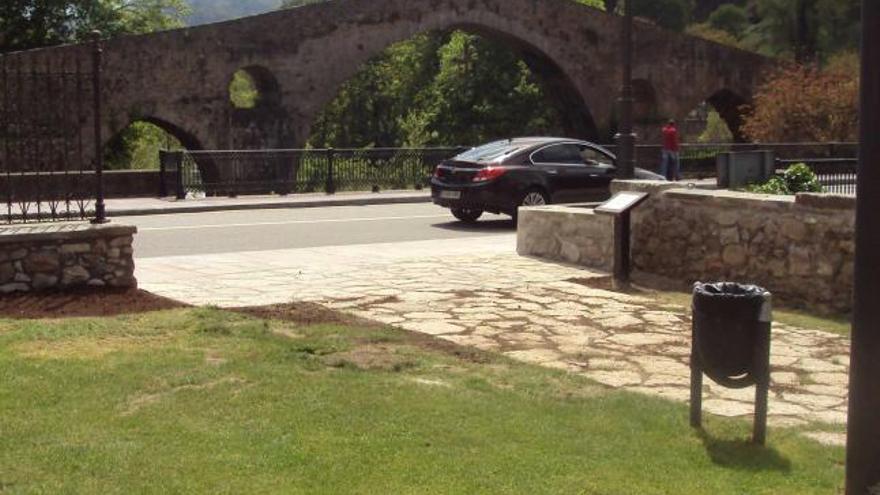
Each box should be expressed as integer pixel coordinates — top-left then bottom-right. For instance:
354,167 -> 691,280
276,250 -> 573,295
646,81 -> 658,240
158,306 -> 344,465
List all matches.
0,223 -> 137,293
517,205 -> 613,271
628,188 -> 854,314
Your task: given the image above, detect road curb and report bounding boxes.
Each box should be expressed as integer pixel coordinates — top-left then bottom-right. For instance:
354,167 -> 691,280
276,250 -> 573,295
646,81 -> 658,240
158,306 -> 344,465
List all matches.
107,194 -> 433,217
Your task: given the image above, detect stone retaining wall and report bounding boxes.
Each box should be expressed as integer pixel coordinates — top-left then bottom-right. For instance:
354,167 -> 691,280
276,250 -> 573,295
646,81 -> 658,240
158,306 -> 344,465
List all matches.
617,181 -> 854,314
0,223 -> 137,293
517,205 -> 614,271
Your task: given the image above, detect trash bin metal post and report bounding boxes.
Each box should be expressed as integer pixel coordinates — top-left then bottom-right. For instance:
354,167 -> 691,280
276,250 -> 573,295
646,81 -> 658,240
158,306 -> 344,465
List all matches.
753,294 -> 772,445
689,313 -> 703,428
753,321 -> 771,445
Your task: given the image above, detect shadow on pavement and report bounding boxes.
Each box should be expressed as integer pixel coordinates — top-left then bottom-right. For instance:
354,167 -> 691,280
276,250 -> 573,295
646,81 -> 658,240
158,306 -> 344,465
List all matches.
696,428 -> 791,472
431,219 -> 517,232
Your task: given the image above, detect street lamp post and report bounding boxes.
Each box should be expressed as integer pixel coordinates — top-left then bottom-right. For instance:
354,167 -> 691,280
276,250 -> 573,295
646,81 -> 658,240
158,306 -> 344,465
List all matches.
846,0 -> 880,492
616,0 -> 636,179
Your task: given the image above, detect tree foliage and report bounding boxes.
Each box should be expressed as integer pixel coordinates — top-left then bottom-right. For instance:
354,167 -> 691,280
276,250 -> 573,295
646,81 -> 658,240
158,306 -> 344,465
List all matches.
708,4 -> 749,38
741,57 -> 859,143
308,31 -> 566,148
0,0 -> 189,53
631,0 -> 695,32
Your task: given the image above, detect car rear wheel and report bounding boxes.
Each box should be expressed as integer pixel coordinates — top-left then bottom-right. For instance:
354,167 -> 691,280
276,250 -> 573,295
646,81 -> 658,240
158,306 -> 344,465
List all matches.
451,207 -> 483,223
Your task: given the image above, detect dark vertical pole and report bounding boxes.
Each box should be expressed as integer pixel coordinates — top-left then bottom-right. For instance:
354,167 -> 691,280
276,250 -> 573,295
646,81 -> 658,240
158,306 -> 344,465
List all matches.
753,321 -> 771,445
846,0 -> 880,492
615,0 -> 636,179
611,210 -> 633,290
158,150 -> 169,197
173,151 -> 185,200
1,54 -> 10,223
90,32 -> 107,224
326,148 -> 336,194
689,316 -> 703,428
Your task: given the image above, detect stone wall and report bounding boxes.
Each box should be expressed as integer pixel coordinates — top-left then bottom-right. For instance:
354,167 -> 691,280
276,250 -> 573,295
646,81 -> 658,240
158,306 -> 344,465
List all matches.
0,223 -> 137,293
517,205 -> 614,271
622,183 -> 854,314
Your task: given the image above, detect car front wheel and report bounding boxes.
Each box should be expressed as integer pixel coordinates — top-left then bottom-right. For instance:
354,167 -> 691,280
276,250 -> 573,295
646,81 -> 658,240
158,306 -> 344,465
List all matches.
451,207 -> 483,223
512,188 -> 550,223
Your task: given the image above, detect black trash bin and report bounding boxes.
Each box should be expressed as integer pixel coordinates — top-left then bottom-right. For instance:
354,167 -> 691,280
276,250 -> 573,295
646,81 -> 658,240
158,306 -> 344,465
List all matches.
690,282 -> 773,444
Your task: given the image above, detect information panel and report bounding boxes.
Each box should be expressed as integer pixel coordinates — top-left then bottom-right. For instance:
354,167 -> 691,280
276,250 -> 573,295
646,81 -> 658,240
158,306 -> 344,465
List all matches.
595,191 -> 649,216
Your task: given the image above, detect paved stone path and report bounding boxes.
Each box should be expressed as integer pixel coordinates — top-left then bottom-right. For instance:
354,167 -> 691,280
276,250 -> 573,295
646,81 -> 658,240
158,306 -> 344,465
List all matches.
138,235 -> 849,445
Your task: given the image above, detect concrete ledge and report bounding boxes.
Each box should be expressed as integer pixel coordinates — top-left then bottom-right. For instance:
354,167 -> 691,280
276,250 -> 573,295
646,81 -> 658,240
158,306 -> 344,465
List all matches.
0,223 -> 137,246
517,204 -> 613,271
106,191 -> 431,217
796,192 -> 857,210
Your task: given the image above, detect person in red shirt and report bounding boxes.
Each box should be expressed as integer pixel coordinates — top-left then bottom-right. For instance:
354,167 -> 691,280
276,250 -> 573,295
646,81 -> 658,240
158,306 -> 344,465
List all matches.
661,119 -> 681,181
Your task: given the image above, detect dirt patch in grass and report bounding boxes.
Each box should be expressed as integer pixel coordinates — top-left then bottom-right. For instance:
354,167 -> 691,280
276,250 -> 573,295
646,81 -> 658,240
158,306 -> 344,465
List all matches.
121,376 -> 248,416
322,344 -> 418,372
236,302 -> 383,328
239,302 -> 497,365
14,334 -> 173,360
0,288 -> 186,319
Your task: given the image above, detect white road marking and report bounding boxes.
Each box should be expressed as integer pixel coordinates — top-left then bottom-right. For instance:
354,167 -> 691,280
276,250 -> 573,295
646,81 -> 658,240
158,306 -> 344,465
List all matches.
138,214 -> 455,232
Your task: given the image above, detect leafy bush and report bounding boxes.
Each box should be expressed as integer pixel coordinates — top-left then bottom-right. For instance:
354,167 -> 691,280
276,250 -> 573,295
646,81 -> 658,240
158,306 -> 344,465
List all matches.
742,62 -> 859,143
745,163 -> 823,195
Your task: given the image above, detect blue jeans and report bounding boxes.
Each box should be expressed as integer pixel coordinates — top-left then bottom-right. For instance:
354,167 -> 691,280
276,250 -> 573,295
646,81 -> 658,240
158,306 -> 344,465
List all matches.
660,150 -> 680,181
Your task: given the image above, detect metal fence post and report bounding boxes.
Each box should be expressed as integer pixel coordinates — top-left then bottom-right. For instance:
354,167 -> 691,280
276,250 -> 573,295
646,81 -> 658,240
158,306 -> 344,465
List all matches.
171,151 -> 185,200
326,148 -> 336,194
158,150 -> 169,197
90,31 -> 107,224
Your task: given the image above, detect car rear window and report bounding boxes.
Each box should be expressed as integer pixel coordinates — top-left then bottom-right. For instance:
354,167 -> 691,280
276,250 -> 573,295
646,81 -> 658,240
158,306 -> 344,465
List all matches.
455,140 -> 526,163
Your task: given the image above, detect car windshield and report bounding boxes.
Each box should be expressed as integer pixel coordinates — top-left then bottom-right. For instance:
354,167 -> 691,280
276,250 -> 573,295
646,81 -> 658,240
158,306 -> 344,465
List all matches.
455,140 -> 525,163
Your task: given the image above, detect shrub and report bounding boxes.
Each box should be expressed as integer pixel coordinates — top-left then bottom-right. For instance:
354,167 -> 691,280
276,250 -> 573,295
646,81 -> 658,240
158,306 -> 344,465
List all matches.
745,163 -> 823,195
742,62 -> 859,143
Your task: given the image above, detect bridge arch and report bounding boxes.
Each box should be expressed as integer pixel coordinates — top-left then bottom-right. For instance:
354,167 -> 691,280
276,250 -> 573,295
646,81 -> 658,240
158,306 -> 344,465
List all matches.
301,21 -> 603,145
705,89 -> 749,142
306,25 -> 601,146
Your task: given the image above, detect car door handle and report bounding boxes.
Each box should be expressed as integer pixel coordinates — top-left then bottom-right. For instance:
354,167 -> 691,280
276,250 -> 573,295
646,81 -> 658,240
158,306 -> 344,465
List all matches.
546,169 -> 559,175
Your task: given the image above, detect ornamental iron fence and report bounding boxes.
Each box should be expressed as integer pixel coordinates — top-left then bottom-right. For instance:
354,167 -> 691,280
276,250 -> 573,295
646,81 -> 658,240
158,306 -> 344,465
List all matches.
160,147 -> 467,198
606,142 -> 859,181
0,36 -> 105,224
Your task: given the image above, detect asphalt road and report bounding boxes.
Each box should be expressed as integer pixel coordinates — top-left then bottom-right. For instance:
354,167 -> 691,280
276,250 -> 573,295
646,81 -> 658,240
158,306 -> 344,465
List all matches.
129,203 -> 515,259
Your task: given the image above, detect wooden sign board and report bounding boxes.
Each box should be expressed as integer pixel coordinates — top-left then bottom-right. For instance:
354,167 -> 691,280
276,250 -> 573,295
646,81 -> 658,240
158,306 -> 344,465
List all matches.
595,191 -> 649,216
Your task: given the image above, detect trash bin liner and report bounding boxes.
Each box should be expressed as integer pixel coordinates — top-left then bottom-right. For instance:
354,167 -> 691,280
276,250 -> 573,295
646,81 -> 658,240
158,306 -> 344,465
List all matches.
692,282 -> 770,387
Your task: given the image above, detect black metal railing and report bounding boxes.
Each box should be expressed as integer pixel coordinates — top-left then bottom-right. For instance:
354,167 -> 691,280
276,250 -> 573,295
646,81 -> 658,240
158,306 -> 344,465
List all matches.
160,147 -> 466,198
0,36 -> 105,224
777,157 -> 858,195
607,142 -> 859,180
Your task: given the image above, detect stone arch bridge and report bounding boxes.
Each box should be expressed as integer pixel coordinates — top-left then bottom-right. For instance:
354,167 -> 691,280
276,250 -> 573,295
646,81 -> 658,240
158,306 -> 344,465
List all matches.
4,0 -> 775,161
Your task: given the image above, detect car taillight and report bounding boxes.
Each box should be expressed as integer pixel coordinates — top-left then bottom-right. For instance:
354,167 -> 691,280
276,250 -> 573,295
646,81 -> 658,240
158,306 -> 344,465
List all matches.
472,167 -> 507,183
433,166 -> 444,178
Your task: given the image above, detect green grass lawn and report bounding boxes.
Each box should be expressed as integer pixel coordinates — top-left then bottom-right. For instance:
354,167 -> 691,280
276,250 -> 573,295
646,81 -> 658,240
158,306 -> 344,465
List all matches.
0,307 -> 844,494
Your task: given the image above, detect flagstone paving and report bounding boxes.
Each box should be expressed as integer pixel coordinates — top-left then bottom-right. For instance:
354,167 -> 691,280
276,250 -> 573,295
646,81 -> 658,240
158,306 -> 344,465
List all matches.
137,235 -> 850,445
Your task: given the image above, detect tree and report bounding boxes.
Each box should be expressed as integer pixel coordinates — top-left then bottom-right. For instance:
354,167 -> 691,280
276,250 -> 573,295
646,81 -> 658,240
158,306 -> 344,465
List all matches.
631,0 -> 695,32
742,0 -> 860,63
741,58 -> 859,142
400,32 -> 563,146
0,0 -> 189,53
708,4 -> 749,38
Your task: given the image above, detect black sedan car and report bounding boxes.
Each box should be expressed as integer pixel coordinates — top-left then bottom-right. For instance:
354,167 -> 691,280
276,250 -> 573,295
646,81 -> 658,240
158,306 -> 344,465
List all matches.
431,137 -> 664,222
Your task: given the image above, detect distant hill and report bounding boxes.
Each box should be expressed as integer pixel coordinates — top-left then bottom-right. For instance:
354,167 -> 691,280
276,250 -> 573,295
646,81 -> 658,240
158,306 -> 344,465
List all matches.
185,0 -> 283,25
